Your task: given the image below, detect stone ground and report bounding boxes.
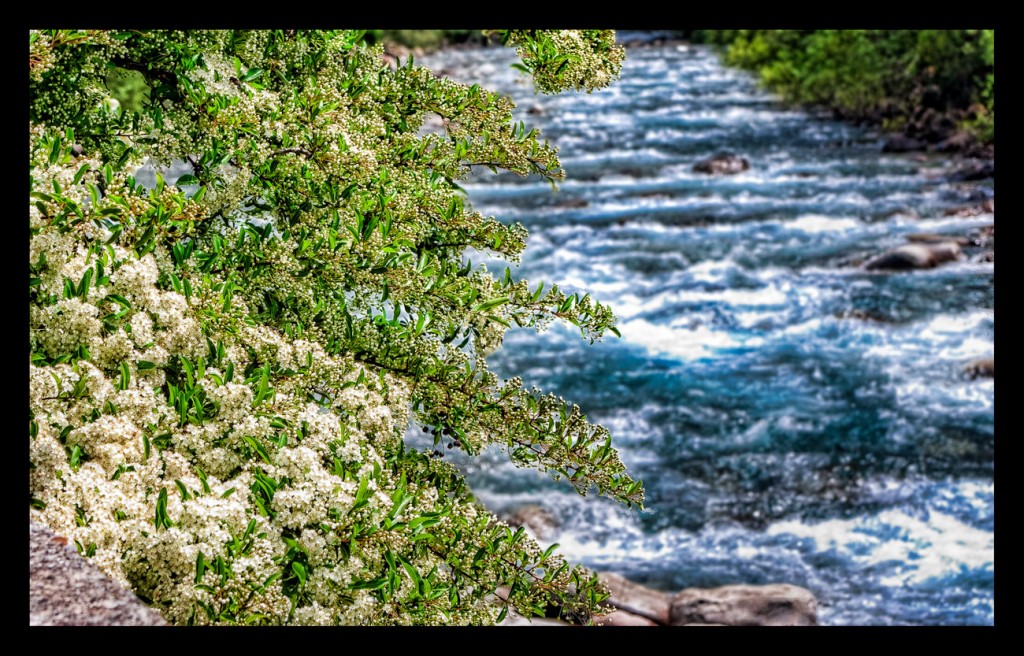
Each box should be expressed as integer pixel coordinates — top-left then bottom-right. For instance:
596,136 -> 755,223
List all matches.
29,519 -> 166,626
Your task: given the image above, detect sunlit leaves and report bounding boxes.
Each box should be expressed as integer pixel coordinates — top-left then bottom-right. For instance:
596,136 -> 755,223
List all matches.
29,27 -> 640,627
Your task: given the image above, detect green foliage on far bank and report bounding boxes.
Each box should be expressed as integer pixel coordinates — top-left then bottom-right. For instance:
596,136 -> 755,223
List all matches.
693,30 -> 994,144
362,30 -> 490,51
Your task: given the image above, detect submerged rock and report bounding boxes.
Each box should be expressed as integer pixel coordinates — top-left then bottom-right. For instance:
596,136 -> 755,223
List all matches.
944,198 -> 994,217
905,233 -> 970,246
864,242 -> 962,270
835,308 -> 895,323
882,135 -> 927,153
963,357 -> 994,379
968,224 -> 994,248
693,153 -> 750,175
948,162 -> 995,182
669,584 -> 818,626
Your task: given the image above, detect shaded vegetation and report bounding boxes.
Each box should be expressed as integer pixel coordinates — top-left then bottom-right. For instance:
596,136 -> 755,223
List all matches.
363,30 -> 492,51
691,30 -> 994,144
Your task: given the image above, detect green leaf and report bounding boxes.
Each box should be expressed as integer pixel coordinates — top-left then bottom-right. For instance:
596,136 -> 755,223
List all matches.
117,361 -> 131,390
68,445 -> 83,471
291,561 -> 307,586
72,163 -> 91,185
154,487 -> 172,529
195,551 -> 208,583
471,296 -> 510,313
350,578 -> 387,591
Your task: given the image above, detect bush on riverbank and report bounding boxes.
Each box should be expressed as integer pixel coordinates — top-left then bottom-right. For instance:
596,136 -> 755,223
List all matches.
29,29 -> 638,626
692,30 -> 994,145
363,30 -> 493,52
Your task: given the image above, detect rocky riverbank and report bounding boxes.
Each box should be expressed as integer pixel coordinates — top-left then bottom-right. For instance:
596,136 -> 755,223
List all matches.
500,506 -> 818,626
30,514 -> 816,627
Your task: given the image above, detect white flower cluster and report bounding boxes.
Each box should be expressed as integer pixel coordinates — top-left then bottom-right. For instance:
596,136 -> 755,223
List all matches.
30,29 -> 622,626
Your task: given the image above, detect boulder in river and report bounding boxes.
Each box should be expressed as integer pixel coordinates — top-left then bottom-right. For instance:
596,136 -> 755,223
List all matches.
502,504 -> 560,540
905,233 -> 970,246
948,162 -> 995,182
693,153 -> 750,175
963,357 -> 994,379
835,308 -> 894,323
882,135 -> 927,153
864,241 -> 962,271
597,571 -> 673,625
944,198 -> 994,217
669,584 -> 818,626
934,130 -> 975,153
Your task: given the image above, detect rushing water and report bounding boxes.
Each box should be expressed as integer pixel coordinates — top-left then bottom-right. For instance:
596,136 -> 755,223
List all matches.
414,38 -> 994,626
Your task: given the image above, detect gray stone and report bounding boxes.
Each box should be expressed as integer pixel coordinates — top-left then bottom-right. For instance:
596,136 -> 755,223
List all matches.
905,233 -> 970,246
693,153 -> 749,175
963,357 -> 994,379
30,519 -> 167,626
598,572 -> 672,625
669,584 -> 817,626
882,135 -> 927,153
864,242 -> 962,270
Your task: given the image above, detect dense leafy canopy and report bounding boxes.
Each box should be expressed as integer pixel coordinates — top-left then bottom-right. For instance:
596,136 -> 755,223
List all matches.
696,30 -> 994,142
29,29 -> 638,625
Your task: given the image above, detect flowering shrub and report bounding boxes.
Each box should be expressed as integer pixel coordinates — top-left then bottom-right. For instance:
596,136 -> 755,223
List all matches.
29,29 -> 640,625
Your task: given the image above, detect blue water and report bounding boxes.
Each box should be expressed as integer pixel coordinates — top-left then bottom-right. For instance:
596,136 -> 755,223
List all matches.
415,39 -> 994,626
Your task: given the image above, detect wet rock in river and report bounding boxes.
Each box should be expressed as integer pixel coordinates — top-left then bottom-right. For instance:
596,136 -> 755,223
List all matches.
963,357 -> 994,379
669,584 -> 818,626
905,233 -> 970,246
502,504 -> 560,540
969,224 -> 994,248
864,242 -> 962,271
882,135 -> 927,153
835,309 -> 895,323
597,572 -> 673,625
948,161 -> 994,182
934,130 -> 975,153
693,153 -> 750,175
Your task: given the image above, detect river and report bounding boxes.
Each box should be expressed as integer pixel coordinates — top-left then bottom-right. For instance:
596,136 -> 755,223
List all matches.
413,36 -> 994,626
